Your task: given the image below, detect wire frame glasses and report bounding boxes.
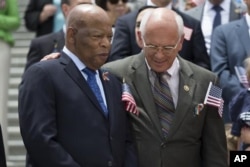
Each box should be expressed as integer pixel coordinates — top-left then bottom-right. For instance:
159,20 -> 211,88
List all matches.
142,38 -> 180,55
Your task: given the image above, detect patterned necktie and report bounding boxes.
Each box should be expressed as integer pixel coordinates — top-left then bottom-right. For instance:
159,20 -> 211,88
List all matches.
153,72 -> 175,138
83,68 -> 108,117
212,5 -> 223,30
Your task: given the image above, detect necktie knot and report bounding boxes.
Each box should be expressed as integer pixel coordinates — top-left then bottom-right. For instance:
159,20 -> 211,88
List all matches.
212,5 -> 222,13
212,5 -> 222,30
83,67 -> 96,78
156,72 -> 171,82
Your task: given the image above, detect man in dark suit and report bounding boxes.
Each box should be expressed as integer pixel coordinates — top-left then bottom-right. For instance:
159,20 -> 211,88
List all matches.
25,0 -> 93,71
210,3 -> 250,123
185,0 -> 242,55
0,125 -> 6,167
18,4 -> 137,167
103,8 -> 227,167
108,0 -> 211,70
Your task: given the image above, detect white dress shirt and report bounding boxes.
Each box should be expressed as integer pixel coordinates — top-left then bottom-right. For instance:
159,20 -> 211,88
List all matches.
201,0 -> 231,54
62,47 -> 107,107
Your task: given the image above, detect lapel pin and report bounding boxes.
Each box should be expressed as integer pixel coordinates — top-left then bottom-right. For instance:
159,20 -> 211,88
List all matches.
184,85 -> 189,92
194,103 -> 204,116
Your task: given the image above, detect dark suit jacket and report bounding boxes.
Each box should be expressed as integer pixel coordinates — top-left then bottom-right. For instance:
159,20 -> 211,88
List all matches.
109,8 -> 210,70
0,125 -> 6,167
185,1 -> 241,22
25,29 -> 65,70
18,52 -> 137,167
103,53 -> 227,167
210,17 -> 250,123
24,0 -> 54,37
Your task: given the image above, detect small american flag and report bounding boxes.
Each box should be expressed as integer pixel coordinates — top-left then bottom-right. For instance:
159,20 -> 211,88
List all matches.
122,79 -> 139,116
204,82 -> 224,117
235,66 -> 249,88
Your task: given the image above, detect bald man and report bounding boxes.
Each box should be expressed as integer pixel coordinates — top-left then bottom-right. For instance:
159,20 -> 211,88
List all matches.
25,0 -> 93,70
18,4 -> 137,167
103,8 -> 228,167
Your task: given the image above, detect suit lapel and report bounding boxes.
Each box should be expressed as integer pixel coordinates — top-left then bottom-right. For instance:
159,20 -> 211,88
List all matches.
236,18 -> 250,56
130,53 -> 164,138
167,57 -> 196,139
60,52 -> 106,116
99,69 -> 115,121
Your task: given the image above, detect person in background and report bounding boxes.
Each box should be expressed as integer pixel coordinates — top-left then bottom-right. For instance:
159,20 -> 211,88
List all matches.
229,57 -> 250,151
184,0 -> 198,10
0,0 -> 20,162
24,0 -> 93,71
127,0 -> 146,11
95,0 -> 130,28
103,7 -> 228,167
134,6 -> 158,47
185,0 -> 242,55
108,0 -> 211,70
210,0 -> 250,124
25,0 -> 65,37
18,4 -> 137,167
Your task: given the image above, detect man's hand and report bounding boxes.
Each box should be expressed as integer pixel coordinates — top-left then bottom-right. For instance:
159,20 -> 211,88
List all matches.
241,126 -> 250,144
40,4 -> 57,23
41,52 -> 61,61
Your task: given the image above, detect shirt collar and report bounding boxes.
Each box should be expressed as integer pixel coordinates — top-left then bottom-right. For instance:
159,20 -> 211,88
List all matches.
204,0 -> 230,12
62,46 -> 99,75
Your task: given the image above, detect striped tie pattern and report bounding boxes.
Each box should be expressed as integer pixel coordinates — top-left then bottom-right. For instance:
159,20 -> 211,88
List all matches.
153,72 -> 175,137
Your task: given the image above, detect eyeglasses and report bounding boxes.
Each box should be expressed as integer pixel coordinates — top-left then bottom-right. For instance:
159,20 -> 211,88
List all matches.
142,38 -> 180,55
108,0 -> 128,4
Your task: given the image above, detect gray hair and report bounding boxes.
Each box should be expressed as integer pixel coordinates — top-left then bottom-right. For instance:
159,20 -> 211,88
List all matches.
139,9 -> 184,39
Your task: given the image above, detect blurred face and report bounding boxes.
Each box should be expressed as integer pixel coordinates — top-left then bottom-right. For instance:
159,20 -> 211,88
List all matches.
68,16 -> 113,70
152,0 -> 172,6
209,0 -> 224,6
140,22 -> 183,73
107,0 -> 128,16
243,0 -> 250,14
135,8 -> 155,48
62,0 -> 92,17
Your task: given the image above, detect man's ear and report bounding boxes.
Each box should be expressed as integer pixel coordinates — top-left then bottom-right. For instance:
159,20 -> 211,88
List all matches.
66,27 -> 76,44
177,34 -> 185,51
137,31 -> 143,48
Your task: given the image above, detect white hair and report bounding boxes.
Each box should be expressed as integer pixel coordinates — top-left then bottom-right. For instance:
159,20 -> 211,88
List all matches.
139,9 -> 184,39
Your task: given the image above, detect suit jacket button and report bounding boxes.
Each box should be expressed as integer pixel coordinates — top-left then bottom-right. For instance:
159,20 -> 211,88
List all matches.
161,142 -> 167,148
108,161 -> 112,166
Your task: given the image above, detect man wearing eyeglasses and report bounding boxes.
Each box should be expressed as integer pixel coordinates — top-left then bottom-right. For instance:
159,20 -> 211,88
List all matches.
103,8 -> 228,167
108,0 -> 211,70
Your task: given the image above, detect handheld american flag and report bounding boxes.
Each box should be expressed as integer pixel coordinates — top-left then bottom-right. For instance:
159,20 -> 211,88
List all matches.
204,82 -> 224,117
122,79 -> 139,116
235,66 -> 249,88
